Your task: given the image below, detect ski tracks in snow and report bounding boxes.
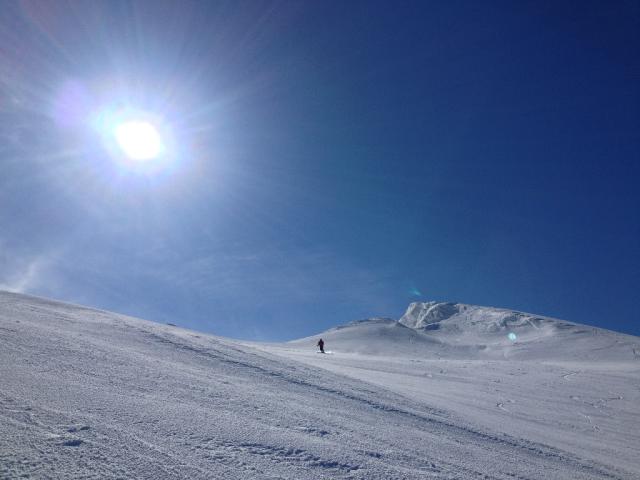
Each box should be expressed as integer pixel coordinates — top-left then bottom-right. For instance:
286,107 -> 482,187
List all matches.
136,328 -> 634,480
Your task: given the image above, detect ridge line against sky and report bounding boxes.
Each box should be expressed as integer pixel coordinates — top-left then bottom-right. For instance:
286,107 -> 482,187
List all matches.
1,1 -> 638,341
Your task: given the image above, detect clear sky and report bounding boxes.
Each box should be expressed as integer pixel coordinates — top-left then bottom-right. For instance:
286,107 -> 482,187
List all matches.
1,1 -> 638,340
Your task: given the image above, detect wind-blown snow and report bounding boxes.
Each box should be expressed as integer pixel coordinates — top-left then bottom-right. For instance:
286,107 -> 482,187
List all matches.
2,292 -> 639,479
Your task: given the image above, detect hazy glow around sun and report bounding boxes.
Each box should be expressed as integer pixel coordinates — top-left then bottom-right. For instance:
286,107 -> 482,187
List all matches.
114,120 -> 164,160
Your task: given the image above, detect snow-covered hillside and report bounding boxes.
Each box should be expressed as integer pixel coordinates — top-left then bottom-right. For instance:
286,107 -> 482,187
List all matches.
2,291 -> 639,479
289,301 -> 640,361
398,301 -> 639,359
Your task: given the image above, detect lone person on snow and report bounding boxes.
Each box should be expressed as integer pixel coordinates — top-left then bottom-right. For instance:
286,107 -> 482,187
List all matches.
317,338 -> 325,353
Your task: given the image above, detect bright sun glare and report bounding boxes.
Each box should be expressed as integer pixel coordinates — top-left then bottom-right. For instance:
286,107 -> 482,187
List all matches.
114,120 -> 164,161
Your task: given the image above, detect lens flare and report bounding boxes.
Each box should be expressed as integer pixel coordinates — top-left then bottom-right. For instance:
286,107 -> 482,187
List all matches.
508,332 -> 517,342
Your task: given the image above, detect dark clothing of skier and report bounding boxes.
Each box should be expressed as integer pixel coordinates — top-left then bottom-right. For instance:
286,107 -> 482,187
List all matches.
317,338 -> 325,353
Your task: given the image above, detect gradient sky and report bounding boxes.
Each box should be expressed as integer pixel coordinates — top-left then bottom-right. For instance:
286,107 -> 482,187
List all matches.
1,1 -> 638,340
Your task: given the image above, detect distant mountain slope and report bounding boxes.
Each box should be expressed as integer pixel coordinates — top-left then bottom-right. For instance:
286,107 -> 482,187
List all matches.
288,318 -> 444,356
293,301 -> 640,361
400,301 -> 565,339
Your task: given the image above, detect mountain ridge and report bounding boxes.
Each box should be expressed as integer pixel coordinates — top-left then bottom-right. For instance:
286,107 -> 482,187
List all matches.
290,300 -> 640,361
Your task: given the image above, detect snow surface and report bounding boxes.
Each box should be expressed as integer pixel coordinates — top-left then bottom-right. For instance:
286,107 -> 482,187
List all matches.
2,292 -> 639,479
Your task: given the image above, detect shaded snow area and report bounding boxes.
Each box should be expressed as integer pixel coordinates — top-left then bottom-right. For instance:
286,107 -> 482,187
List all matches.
2,293 -> 639,479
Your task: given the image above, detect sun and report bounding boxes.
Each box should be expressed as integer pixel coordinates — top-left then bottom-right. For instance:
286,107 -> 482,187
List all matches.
92,104 -> 176,171
114,120 -> 164,161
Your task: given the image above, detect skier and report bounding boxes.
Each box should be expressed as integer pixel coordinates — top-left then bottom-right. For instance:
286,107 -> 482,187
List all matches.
317,338 -> 325,353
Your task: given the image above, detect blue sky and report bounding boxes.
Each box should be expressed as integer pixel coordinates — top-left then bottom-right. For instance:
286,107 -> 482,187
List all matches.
1,1 -> 638,340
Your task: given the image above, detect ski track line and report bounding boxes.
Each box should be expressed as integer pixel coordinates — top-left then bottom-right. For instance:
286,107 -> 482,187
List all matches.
137,327 -> 632,480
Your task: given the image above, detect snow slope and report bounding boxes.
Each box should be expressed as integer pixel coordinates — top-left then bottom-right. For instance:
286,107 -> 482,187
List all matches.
289,317 -> 446,357
2,292 -> 639,479
260,301 -> 640,477
289,301 -> 640,361
399,302 -> 640,361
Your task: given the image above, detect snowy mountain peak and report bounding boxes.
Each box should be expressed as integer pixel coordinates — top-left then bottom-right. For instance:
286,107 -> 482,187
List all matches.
288,300 -> 640,362
399,301 -> 462,329
312,300 -> 640,361
399,301 -> 552,336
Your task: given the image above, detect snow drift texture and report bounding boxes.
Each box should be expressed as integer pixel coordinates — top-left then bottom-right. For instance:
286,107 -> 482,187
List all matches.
2,291 -> 639,479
